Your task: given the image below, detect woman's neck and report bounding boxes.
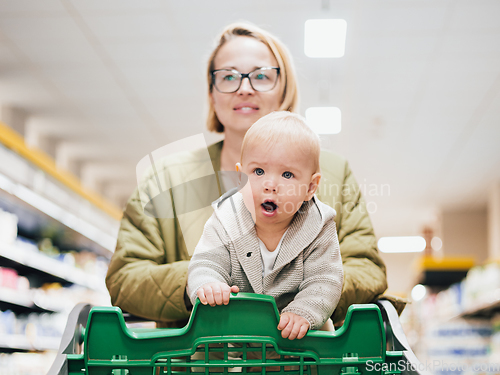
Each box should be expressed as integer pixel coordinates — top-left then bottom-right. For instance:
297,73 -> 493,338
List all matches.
220,129 -> 244,171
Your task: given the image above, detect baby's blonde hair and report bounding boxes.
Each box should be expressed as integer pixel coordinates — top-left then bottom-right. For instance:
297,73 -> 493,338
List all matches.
241,111 -> 321,174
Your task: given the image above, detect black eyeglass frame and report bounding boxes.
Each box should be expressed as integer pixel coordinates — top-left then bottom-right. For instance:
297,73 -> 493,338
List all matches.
211,67 -> 281,93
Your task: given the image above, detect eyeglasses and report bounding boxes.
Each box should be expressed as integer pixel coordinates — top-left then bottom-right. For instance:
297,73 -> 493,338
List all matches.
211,67 -> 280,93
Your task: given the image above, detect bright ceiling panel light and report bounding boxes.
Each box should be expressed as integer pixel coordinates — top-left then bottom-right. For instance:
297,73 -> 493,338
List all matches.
304,19 -> 347,58
305,107 -> 341,134
377,236 -> 426,253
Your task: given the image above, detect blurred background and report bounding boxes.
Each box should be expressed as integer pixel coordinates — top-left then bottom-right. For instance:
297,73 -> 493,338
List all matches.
0,0 -> 499,373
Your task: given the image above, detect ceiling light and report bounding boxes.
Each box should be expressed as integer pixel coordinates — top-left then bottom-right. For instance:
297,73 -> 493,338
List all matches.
377,236 -> 426,253
431,237 -> 443,251
305,107 -> 341,134
304,19 -> 347,58
411,284 -> 427,301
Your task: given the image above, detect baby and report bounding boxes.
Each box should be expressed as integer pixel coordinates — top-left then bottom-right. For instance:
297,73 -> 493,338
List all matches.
188,111 -> 343,340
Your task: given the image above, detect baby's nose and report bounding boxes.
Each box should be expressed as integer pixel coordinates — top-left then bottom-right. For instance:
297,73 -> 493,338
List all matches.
264,178 -> 278,192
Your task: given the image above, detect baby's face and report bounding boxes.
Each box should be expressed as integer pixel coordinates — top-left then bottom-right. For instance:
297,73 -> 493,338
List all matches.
239,141 -> 320,229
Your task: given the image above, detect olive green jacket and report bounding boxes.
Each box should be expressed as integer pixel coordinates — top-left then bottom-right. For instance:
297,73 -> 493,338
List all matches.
106,141 -> 388,326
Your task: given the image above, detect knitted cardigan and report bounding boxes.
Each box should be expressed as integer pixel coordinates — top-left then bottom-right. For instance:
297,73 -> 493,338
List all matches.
187,191 -> 343,330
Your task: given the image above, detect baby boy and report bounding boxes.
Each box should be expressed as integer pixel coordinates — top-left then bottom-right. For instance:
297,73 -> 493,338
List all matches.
188,111 -> 343,340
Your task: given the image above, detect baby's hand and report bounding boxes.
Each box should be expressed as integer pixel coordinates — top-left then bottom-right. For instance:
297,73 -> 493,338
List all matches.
197,282 -> 239,307
278,312 -> 310,340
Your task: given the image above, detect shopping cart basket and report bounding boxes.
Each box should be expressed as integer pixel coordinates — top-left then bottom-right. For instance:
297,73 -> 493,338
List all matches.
47,293 -> 426,375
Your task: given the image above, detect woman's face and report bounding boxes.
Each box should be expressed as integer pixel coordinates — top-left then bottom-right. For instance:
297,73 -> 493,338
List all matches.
211,36 -> 282,137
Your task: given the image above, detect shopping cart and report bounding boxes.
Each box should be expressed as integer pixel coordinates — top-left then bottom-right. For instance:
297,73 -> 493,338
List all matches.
47,293 -> 426,375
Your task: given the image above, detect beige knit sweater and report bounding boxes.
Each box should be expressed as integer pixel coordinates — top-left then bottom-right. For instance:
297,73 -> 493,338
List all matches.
187,191 -> 343,330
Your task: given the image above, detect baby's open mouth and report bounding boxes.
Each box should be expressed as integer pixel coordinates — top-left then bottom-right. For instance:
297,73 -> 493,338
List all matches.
262,201 -> 278,213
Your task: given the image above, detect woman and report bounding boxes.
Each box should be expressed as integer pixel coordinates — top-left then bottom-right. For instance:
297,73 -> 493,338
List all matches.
106,22 -> 390,328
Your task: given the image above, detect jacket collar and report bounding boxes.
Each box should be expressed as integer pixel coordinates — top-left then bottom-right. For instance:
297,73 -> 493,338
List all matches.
272,198 -> 323,272
213,191 -> 262,293
213,192 -> 324,292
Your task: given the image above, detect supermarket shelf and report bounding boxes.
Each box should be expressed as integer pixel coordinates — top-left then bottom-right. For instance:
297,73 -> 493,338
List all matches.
0,286 -> 74,314
460,301 -> 500,319
0,121 -> 121,221
0,125 -> 114,361
416,256 -> 474,287
0,243 -> 106,293
0,334 -> 59,352
461,290 -> 500,319
0,287 -> 55,314
0,173 -> 117,255
418,256 -> 475,270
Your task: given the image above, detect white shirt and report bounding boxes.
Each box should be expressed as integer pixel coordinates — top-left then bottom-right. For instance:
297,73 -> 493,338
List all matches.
258,230 -> 288,277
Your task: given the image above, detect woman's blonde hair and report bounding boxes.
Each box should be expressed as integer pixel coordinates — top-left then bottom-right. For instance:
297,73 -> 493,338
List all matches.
206,22 -> 299,133
241,111 -> 321,174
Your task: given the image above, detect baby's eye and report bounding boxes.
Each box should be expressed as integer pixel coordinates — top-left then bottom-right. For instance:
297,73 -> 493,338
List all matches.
254,168 -> 264,176
282,171 -> 294,179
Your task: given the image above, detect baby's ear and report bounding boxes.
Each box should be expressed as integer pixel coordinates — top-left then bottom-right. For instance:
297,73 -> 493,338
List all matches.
305,173 -> 321,201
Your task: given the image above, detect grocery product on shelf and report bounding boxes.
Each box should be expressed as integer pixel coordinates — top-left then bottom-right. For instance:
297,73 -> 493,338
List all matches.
0,309 -> 65,350
462,263 -> 500,313
0,205 -> 112,375
491,314 -> 500,363
0,208 -> 17,245
422,318 -> 492,375
0,352 -> 57,375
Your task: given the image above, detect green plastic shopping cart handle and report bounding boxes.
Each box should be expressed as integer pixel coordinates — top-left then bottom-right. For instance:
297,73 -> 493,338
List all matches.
81,292 -> 387,366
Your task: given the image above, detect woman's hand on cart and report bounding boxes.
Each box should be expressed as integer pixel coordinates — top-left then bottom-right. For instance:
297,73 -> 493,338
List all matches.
197,282 -> 240,306
278,312 -> 310,340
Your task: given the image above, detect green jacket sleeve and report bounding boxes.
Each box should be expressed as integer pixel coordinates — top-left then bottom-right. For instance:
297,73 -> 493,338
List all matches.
105,188 -> 191,323
106,142 -> 223,326
318,152 -> 387,323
